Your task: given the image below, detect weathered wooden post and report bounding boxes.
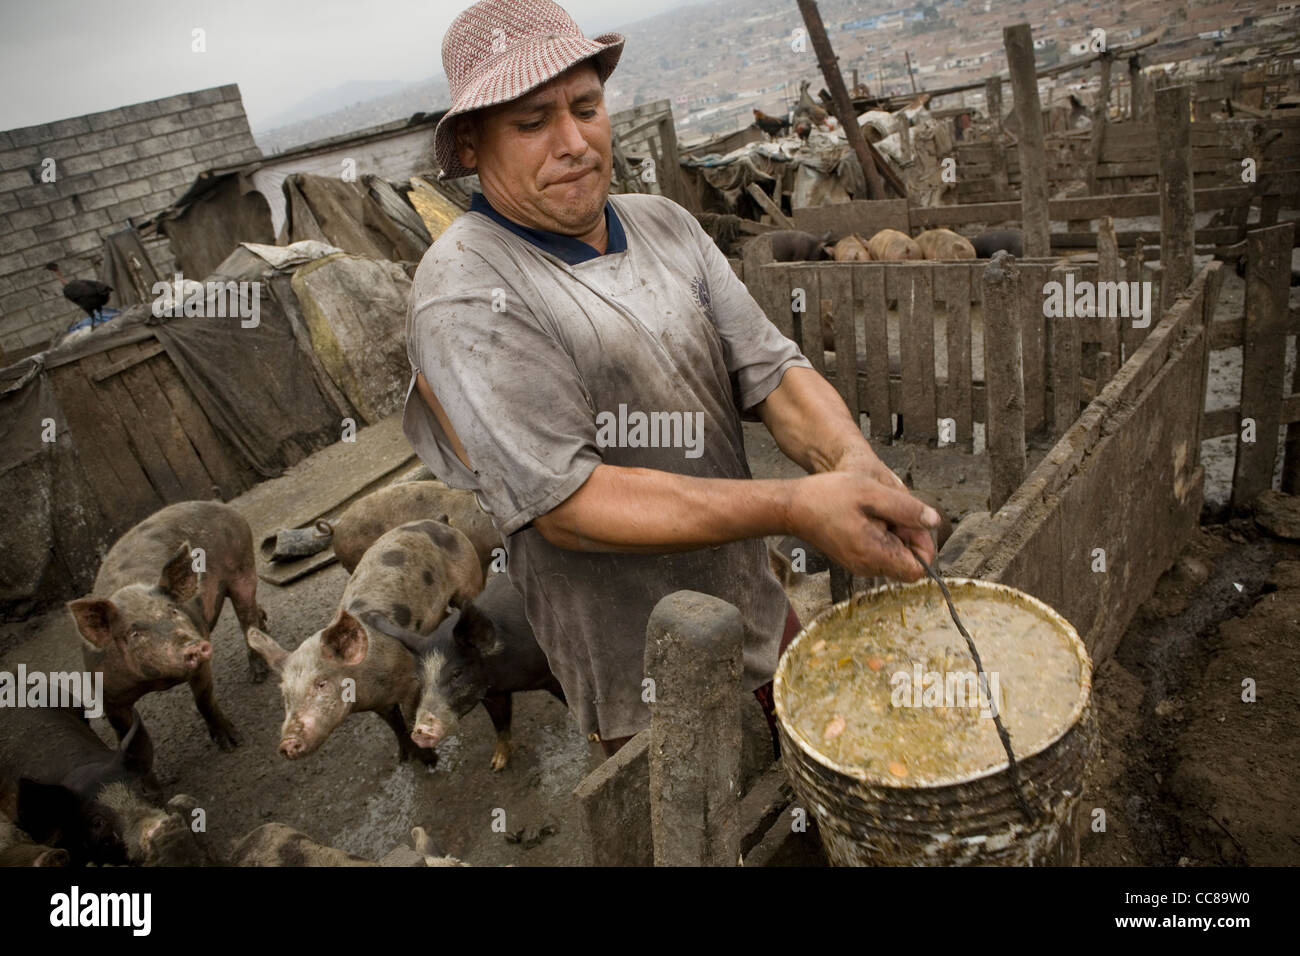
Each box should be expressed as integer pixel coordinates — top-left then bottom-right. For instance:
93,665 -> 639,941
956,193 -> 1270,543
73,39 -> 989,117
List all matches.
984,252 -> 1026,512
645,590 -> 744,866
1233,224 -> 1295,509
1087,50 -> 1113,193
985,75 -> 1009,194
1157,85 -> 1195,313
1004,24 -> 1050,257
1128,55 -> 1146,121
1096,216 -> 1121,386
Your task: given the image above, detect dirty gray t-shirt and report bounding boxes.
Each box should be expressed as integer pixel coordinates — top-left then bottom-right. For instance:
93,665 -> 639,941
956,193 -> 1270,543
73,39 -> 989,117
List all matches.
402,192 -> 812,739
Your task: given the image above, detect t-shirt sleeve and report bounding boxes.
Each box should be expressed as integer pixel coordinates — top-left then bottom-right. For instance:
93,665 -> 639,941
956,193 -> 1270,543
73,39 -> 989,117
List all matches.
679,207 -> 813,414
403,241 -> 601,537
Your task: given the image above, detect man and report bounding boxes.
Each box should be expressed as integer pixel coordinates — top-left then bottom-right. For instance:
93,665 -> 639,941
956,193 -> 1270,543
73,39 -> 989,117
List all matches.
403,0 -> 941,755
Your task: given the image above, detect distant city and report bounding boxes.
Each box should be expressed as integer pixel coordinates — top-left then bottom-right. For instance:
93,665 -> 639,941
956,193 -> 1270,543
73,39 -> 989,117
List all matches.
255,0 -> 1294,153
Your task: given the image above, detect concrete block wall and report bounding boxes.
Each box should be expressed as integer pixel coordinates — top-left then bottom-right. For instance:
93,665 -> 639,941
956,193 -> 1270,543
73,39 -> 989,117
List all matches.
0,84 -> 263,359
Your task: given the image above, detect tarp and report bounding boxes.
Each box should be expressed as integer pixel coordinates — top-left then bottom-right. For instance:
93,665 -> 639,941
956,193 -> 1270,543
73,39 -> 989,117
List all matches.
280,172 -> 432,262
0,245 -> 358,615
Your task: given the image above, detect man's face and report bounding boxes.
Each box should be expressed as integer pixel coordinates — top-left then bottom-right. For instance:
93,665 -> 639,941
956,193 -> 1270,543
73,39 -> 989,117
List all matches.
456,62 -> 612,238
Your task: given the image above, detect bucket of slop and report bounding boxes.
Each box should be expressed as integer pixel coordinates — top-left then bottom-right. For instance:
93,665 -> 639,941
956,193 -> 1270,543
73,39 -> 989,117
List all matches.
774,578 -> 1095,866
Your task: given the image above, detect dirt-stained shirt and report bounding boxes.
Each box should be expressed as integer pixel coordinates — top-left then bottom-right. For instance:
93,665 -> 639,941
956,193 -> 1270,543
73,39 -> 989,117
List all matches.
402,191 -> 812,739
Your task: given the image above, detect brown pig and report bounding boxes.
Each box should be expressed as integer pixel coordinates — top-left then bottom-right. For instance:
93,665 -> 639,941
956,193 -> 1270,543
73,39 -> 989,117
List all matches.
866,228 -> 924,261
831,234 -> 872,261
328,481 -> 502,577
914,228 -> 977,260
67,501 -> 268,750
247,519 -> 483,765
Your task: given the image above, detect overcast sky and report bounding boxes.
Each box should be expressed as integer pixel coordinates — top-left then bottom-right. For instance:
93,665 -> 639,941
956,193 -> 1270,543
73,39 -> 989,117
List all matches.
0,0 -> 695,132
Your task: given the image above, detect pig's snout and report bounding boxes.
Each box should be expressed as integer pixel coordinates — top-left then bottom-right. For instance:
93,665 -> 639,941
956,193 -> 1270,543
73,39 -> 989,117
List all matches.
410,715 -> 446,749
279,737 -> 308,759
183,640 -> 212,670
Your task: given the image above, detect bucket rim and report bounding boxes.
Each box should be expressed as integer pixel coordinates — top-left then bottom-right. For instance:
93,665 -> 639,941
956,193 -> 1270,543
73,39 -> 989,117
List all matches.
773,577 -> 1094,790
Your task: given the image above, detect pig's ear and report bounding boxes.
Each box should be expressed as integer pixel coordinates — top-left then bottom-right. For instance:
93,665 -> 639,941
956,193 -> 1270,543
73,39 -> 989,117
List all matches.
321,611 -> 369,666
245,626 -> 289,674
452,604 -> 504,656
67,598 -> 118,648
159,541 -> 199,603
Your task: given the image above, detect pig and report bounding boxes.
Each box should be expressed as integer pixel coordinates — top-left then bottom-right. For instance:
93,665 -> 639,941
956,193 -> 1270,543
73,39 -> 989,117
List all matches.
915,228 -> 977,260
67,500 -> 268,751
769,229 -> 832,262
971,227 -> 1024,259
0,706 -> 207,866
230,823 -> 377,866
866,228 -> 924,261
831,234 -> 872,261
384,574 -> 565,772
327,481 -> 502,577
0,817 -> 69,867
247,519 -> 484,765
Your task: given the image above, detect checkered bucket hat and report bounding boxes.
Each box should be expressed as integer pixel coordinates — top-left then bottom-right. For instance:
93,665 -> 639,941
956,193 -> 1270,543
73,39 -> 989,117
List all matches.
435,0 -> 625,179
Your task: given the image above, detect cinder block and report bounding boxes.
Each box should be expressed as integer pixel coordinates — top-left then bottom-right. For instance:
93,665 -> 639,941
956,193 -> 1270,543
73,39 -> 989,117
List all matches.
106,197 -> 146,221
45,197 -> 75,220
0,228 -> 38,256
0,287 -> 41,312
134,136 -> 173,159
165,127 -> 206,149
150,167 -> 193,191
61,154 -> 104,175
113,179 -> 153,201
184,105 -> 218,127
210,101 -> 248,121
218,84 -> 242,101
77,187 -> 117,211
76,129 -> 118,153
191,88 -> 224,107
120,100 -> 162,123
155,146 -> 197,171
153,93 -> 193,116
78,208 -> 112,231
34,218 -> 79,244
0,191 -> 19,215
0,168 -> 34,192
8,124 -> 52,149
92,165 -> 131,189
0,146 -> 41,172
62,232 -> 102,255
208,117 -> 253,139
99,143 -> 140,167
11,266 -> 53,292
54,173 -> 94,199
0,131 -> 12,149
11,184 -> 47,210
0,252 -> 27,275
48,117 -> 91,139
86,108 -> 128,132
190,139 -> 230,163
7,206 -> 51,230
148,113 -> 189,136
112,120 -> 154,146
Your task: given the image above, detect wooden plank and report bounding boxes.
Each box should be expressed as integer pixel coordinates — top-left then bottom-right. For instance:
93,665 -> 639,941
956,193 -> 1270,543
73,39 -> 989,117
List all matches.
1232,224 -> 1294,509
113,343 -> 215,498
790,198 -> 909,238
789,264 -> 824,375
1096,217 -> 1122,363
47,362 -> 157,529
1049,264 -> 1082,439
89,342 -> 166,383
751,262 -> 794,342
142,348 -> 254,501
1157,85 -> 1196,312
78,348 -> 187,503
858,265 -> 892,442
745,182 -> 794,229
893,265 -> 937,444
823,264 -> 858,422
983,255 -> 1026,511
1122,239 -> 1148,363
940,265 -> 973,448
1020,261 -> 1048,433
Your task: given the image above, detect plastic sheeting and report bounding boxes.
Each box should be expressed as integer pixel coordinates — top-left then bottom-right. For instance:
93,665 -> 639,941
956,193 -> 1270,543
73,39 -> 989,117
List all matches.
280,172 -> 432,262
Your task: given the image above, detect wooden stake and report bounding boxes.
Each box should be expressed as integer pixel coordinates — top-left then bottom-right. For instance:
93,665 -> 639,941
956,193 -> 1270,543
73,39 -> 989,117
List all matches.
1004,24 -> 1050,257
1157,85 -> 1195,312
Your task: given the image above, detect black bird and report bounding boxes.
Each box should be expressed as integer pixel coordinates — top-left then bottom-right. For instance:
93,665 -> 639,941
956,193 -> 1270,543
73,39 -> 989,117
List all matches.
46,262 -> 113,318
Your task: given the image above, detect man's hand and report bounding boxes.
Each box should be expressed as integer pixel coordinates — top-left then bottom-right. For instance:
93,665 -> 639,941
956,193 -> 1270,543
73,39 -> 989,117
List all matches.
786,470 -> 940,582
829,447 -> 938,578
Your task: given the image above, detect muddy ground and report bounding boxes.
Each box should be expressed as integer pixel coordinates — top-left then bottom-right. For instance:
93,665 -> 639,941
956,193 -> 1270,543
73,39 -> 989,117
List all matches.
3,264 -> 1296,866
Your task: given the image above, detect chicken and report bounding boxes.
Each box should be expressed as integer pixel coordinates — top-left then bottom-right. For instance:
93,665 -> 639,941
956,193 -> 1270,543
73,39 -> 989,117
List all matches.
752,109 -> 791,138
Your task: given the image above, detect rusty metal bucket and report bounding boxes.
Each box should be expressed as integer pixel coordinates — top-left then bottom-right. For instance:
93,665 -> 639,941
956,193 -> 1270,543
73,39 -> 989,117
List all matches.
774,579 -> 1095,866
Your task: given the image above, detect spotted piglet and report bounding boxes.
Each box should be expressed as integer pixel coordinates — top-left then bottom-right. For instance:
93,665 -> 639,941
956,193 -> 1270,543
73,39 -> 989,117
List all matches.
247,519 -> 483,765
